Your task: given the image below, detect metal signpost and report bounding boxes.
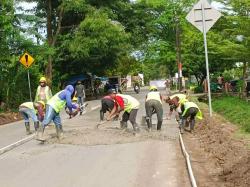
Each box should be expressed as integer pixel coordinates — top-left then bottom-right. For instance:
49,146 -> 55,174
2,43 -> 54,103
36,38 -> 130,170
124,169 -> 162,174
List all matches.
186,0 -> 221,117
19,52 -> 35,102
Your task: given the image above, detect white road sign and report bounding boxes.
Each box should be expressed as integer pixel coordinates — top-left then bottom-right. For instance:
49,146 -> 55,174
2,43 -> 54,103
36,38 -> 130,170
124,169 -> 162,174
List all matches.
186,0 -> 221,33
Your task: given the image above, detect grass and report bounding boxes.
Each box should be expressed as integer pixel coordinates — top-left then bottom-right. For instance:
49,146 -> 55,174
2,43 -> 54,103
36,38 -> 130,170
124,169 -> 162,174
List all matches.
212,96 -> 250,133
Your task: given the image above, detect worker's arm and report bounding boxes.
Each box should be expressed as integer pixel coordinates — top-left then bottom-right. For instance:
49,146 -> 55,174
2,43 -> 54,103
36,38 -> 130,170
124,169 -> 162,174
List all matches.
107,96 -> 124,120
65,91 -> 77,113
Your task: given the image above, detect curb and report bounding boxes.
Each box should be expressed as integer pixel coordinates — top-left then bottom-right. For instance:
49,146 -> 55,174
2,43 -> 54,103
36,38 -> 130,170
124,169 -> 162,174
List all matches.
0,104 -> 101,156
179,132 -> 198,187
0,134 -> 35,155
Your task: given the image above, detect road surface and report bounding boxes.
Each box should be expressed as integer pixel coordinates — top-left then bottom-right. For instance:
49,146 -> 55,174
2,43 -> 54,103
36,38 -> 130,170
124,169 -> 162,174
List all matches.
0,89 -> 190,187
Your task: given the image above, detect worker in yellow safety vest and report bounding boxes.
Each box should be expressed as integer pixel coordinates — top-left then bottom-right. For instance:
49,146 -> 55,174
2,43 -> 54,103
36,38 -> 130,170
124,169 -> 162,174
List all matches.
19,101 -> 45,135
36,85 -> 78,141
35,77 -> 52,103
145,86 -> 163,131
164,93 -> 188,122
116,93 -> 140,134
179,100 -> 203,134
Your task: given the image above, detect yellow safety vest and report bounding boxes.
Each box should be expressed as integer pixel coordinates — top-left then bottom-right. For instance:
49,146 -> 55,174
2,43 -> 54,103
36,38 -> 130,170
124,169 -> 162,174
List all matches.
182,102 -> 203,120
117,94 -> 140,113
35,86 -> 52,103
20,102 -> 37,114
47,91 -> 66,113
170,94 -> 187,104
146,91 -> 162,104
170,94 -> 186,100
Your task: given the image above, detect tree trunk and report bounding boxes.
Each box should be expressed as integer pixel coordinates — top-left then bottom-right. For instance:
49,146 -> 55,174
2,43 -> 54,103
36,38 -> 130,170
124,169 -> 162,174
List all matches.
46,0 -> 53,86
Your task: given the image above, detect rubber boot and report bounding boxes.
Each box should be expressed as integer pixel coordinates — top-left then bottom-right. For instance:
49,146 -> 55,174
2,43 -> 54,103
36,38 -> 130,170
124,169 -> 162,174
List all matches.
56,125 -> 64,140
132,123 -> 140,135
36,125 -> 45,141
120,121 -> 127,129
146,117 -> 152,131
180,119 -> 185,134
25,122 -> 32,135
34,121 -> 39,132
100,110 -> 104,121
190,119 -> 195,133
157,121 -> 163,131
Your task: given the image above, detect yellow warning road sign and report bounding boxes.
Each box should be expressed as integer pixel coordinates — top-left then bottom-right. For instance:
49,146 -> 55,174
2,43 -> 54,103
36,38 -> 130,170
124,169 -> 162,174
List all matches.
19,52 -> 35,68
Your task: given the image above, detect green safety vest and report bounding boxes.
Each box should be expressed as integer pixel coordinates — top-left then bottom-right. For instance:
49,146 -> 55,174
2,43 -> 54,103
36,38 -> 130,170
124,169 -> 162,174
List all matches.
146,91 -> 162,104
170,94 -> 187,104
20,102 -> 37,114
170,94 -> 186,100
182,102 -> 203,120
35,86 -> 52,103
47,91 -> 66,113
117,94 -> 140,113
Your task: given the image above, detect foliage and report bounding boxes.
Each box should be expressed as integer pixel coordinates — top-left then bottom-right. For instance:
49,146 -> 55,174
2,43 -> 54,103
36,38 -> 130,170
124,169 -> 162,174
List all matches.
2,0 -> 250,110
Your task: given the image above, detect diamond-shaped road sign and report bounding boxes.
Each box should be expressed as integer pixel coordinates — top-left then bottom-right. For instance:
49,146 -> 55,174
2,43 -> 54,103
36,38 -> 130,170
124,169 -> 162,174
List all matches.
19,52 -> 35,68
186,0 -> 221,33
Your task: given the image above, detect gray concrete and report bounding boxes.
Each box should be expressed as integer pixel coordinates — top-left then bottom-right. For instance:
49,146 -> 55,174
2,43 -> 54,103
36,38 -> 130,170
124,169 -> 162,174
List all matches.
0,89 -> 190,187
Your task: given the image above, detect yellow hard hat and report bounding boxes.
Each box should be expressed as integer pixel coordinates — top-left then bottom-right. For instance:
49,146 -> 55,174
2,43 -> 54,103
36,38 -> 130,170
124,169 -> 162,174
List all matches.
39,77 -> 46,83
37,101 -> 45,108
72,96 -> 78,102
149,85 -> 157,91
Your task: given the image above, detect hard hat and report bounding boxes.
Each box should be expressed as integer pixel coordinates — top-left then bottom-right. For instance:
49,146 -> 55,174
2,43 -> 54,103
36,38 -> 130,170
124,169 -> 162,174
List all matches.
149,85 -> 157,91
72,96 -> 78,102
39,77 -> 46,83
37,101 -> 45,108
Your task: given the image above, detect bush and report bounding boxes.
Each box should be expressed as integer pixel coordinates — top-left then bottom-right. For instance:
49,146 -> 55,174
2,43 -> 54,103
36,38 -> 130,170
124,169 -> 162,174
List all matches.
194,85 -> 203,93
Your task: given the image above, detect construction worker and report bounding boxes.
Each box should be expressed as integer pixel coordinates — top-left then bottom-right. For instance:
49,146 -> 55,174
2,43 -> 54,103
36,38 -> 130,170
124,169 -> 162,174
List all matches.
116,93 -> 140,134
106,89 -> 125,121
99,89 -> 117,121
164,93 -> 187,120
19,101 -> 45,135
145,86 -> 163,131
36,85 -> 78,141
35,77 -> 52,103
179,100 -> 202,134
75,80 -> 86,115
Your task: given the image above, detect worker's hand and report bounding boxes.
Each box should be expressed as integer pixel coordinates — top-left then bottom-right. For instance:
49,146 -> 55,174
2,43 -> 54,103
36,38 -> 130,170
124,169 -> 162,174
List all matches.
72,103 -> 78,109
106,116 -> 111,121
69,110 -> 78,118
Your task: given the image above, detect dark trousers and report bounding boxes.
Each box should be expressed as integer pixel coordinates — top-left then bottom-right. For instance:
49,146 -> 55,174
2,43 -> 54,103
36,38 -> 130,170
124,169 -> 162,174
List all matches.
181,107 -> 198,130
100,98 -> 114,120
121,109 -> 139,131
145,100 -> 163,122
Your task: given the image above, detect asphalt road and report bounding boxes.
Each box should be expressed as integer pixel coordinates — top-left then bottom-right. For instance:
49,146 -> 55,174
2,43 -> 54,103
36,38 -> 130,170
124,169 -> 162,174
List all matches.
0,89 -> 190,187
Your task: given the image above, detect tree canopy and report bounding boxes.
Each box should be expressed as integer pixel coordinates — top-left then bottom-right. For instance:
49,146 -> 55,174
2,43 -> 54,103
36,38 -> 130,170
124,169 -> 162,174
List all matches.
1,0 -> 250,108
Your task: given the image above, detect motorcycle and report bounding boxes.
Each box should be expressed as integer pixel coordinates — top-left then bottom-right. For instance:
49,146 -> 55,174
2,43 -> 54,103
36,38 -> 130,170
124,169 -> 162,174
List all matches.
134,84 -> 140,94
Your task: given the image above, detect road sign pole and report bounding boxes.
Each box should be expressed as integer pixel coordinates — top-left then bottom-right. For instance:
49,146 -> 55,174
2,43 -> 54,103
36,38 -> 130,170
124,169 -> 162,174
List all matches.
201,2 -> 212,117
27,69 -> 32,102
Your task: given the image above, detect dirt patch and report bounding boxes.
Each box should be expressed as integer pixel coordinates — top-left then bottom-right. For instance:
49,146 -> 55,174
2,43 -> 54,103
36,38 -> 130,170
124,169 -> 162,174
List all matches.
0,112 -> 21,126
184,107 -> 250,187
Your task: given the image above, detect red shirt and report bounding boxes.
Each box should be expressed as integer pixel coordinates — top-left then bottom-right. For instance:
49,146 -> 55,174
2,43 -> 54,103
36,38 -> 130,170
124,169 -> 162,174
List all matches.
114,95 -> 124,110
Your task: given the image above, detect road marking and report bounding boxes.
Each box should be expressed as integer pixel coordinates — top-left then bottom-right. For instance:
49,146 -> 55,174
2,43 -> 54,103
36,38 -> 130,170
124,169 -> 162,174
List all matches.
91,105 -> 100,111
0,104 -> 101,156
0,134 -> 35,155
179,127 -> 197,187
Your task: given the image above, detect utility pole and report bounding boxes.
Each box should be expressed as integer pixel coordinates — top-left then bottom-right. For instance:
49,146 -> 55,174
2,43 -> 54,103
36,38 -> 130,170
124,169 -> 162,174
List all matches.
175,16 -> 182,92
